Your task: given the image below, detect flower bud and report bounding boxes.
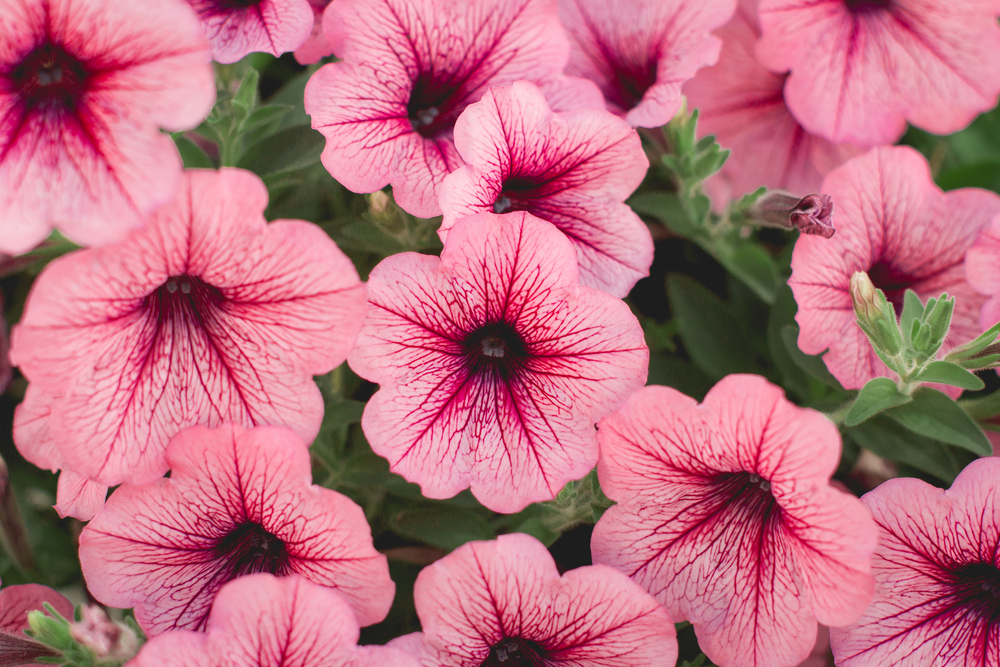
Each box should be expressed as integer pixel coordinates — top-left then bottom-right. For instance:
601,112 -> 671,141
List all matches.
69,606 -> 139,662
850,271 -> 882,322
0,630 -> 61,667
748,191 -> 835,238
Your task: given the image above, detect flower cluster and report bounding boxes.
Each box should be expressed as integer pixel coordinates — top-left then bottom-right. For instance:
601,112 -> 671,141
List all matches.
2,1 -> 1000,667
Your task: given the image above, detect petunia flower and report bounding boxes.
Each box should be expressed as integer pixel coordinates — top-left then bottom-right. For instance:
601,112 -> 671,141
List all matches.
682,1 -> 861,208
830,457 -> 1000,666
557,0 -> 736,128
304,0 -> 593,218
9,168 -> 366,512
129,574 -> 417,667
439,82 -> 652,298
789,146 -> 1000,391
293,0 -> 334,64
78,424 -> 393,636
964,212 -> 1000,330
0,0 -> 215,255
348,211 -> 648,513
756,0 -> 1000,147
591,375 -> 877,667
186,0 -> 314,64
403,533 -> 678,667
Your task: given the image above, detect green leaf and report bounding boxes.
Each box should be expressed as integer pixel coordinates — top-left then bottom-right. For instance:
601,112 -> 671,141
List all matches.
713,242 -> 779,305
388,506 -> 495,551
958,389 -> 1000,420
937,162 -> 1000,193
628,192 -> 699,237
236,126 -> 324,176
846,414 -> 965,483
239,104 -> 293,135
845,377 -> 912,426
232,67 -> 260,112
899,290 -> 924,345
172,135 -> 214,169
667,275 -> 765,380
887,388 -> 992,456
779,324 -> 844,389
915,361 -> 985,391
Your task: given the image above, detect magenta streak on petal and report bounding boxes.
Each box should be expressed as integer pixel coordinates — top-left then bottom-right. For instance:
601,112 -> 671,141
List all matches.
480,636 -> 550,667
843,0 -> 892,14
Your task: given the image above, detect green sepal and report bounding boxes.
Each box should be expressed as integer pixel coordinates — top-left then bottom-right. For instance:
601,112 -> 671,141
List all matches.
844,377 -> 912,426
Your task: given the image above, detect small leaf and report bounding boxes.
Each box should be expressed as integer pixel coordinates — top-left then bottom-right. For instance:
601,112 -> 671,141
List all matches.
667,275 -> 765,380
899,290 -> 924,345
388,506 -> 495,551
233,67 -> 260,112
846,415 -> 965,483
237,126 -> 324,176
239,104 -> 293,135
887,388 -> 992,456
629,193 -> 700,237
845,377 -> 912,426
915,361 -> 985,390
713,242 -> 779,305
779,324 -> 844,389
958,389 -> 1000,420
172,134 -> 214,169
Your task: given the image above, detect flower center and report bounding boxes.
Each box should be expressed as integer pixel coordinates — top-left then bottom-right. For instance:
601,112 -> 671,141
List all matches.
407,72 -> 464,139
214,522 -> 290,580
464,321 -> 528,381
480,637 -> 550,667
150,274 -> 224,314
844,0 -> 891,13
190,0 -> 265,14
712,471 -> 782,527
606,56 -> 658,112
11,43 -> 89,113
951,562 -> 1000,622
493,195 -> 514,215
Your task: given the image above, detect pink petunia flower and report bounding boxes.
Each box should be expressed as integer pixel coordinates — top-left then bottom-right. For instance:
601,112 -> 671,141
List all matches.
186,0 -> 314,64
129,573 -> 417,667
9,168 -> 366,512
0,0 -> 215,255
348,211 -> 648,513
789,146 -> 1000,391
965,212 -> 1000,330
756,0 -> 1000,147
439,82 -> 652,298
304,0 -> 593,218
830,457 -> 1000,666
403,533 -> 678,667
293,0 -> 334,64
78,424 -> 393,636
591,375 -> 877,667
558,0 -> 736,128
682,1 -> 861,208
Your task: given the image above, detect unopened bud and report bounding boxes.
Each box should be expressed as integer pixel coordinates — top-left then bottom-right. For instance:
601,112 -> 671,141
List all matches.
369,190 -> 390,214
69,606 -> 139,662
749,191 -> 835,238
0,630 -> 61,667
850,272 -> 882,322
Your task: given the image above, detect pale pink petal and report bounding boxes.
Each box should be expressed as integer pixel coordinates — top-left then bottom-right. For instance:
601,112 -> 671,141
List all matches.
293,0 -> 334,64
305,0 -> 575,218
414,533 -> 678,667
126,632 -> 213,667
592,376 -> 877,667
441,81 -> 651,297
830,458 -> 1000,666
558,0 -> 736,127
966,212 -> 1000,330
0,0 -> 215,254
11,168 -> 366,487
79,424 -> 392,636
757,0 -> 1000,146
348,211 -> 648,513
682,4 -> 862,208
0,584 -> 74,633
790,146 -> 1000,390
188,0 -> 314,64
53,472 -> 107,521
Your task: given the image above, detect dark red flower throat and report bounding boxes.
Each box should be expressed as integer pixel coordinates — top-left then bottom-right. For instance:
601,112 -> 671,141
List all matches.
480,637 -> 550,667
11,43 -> 89,113
213,522 -> 290,581
951,562 -> 1000,623
464,321 -> 528,381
